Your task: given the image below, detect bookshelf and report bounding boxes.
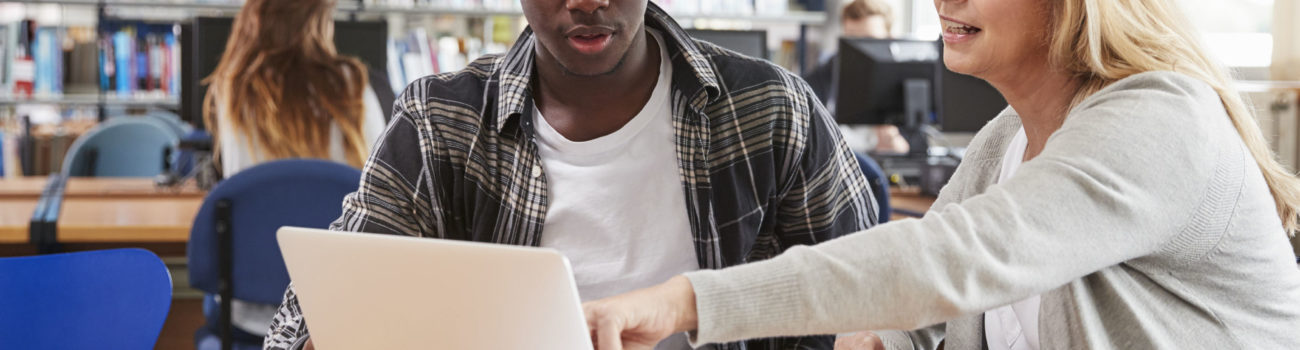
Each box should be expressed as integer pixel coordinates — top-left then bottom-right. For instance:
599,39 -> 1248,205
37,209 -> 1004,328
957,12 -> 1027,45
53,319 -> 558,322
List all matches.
0,94 -> 178,107
8,0 -> 244,11
1,0 -> 831,165
4,1 -> 829,25
1,0 -> 829,107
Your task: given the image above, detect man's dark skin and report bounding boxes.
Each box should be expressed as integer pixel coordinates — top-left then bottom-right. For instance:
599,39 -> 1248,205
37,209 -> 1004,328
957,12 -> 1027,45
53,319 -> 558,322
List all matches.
525,0 -> 662,141
303,1 -> 661,348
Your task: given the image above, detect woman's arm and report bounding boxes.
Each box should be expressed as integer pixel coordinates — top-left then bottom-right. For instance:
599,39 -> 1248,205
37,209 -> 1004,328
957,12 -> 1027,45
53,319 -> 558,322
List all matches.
583,72 -> 1227,348
683,73 -> 1221,344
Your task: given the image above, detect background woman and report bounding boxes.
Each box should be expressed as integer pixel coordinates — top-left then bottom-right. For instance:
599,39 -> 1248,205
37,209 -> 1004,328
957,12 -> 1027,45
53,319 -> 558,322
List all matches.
204,0 -> 385,178
200,0 -> 385,340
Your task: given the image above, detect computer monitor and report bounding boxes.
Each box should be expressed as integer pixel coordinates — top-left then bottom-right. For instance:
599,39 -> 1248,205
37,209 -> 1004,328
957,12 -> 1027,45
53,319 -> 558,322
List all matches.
685,29 -> 768,60
181,18 -> 388,128
835,38 -> 939,156
935,46 -> 1007,133
834,38 -> 940,127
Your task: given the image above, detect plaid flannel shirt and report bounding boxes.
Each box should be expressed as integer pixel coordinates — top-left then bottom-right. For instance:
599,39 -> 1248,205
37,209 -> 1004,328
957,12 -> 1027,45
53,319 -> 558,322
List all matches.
265,4 -> 877,350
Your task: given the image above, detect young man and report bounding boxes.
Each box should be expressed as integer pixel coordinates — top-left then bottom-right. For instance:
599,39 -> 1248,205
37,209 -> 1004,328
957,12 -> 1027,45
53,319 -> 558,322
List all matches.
264,1 -> 877,349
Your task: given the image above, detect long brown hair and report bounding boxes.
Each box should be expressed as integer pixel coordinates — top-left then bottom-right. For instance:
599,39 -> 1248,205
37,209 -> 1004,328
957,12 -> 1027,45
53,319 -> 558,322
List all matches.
1049,0 -> 1300,235
203,0 -> 369,168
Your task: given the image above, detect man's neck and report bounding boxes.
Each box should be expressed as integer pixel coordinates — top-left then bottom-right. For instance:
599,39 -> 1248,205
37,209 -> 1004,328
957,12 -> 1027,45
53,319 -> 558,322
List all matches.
533,27 -> 662,142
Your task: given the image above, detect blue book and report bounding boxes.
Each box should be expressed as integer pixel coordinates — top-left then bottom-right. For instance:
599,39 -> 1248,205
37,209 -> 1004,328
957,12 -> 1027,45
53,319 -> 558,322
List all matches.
113,31 -> 132,96
0,130 -> 5,178
33,28 -> 56,94
136,39 -> 147,92
165,33 -> 178,96
98,36 -> 111,91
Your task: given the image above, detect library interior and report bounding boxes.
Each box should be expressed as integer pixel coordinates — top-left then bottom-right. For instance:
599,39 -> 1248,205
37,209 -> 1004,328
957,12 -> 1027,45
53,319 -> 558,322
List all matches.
0,0 -> 1298,349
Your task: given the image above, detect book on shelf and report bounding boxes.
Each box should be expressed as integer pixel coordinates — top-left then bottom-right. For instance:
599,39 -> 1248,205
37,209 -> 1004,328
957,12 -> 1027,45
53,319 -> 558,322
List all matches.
653,0 -> 770,15
100,21 -> 179,100
0,18 -> 179,102
0,130 -> 6,177
0,25 -> 7,92
3,20 -> 37,97
0,129 -> 28,178
386,27 -> 493,92
363,0 -> 522,10
33,27 -> 63,96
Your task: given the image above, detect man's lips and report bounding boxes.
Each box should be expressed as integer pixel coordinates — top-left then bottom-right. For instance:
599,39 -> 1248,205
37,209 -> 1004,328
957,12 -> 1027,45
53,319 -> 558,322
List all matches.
565,26 -> 616,55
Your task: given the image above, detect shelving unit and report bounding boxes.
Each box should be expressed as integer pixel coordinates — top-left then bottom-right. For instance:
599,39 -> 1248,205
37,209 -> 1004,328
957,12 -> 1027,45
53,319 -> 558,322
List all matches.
0,0 -> 830,109
10,0 -> 244,11
6,0 -> 828,25
1,0 -> 834,179
0,94 -> 178,107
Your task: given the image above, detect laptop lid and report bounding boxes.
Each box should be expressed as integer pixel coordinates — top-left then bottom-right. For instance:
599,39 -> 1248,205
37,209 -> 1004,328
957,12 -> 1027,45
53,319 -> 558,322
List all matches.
277,227 -> 594,350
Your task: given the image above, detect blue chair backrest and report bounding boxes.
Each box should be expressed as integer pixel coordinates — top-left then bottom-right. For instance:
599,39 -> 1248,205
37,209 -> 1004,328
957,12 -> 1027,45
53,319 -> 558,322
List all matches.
854,152 -> 891,223
173,129 -> 212,177
143,110 -> 193,138
62,117 -> 179,177
0,248 -> 172,349
188,159 -> 362,304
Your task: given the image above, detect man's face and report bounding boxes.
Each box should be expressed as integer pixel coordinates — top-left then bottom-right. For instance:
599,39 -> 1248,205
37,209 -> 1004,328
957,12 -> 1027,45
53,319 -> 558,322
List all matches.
842,15 -> 890,39
523,0 -> 649,76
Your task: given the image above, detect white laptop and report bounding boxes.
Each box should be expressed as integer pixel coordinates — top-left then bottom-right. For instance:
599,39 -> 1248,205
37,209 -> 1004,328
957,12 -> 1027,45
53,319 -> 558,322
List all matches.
277,226 -> 595,350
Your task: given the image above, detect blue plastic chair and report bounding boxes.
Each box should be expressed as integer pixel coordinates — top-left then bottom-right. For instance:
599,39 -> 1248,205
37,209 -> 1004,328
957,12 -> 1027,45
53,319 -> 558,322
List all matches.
172,129 -> 212,178
0,248 -> 173,349
855,152 -> 891,223
0,130 -> 5,177
62,117 -> 179,177
143,110 -> 194,138
188,159 -> 362,350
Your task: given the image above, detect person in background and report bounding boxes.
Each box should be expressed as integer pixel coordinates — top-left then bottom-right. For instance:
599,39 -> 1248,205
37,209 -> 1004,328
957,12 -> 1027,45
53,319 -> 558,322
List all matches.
583,0 -> 1300,348
199,0 -> 385,343
263,0 -> 879,349
204,0 -> 385,178
805,0 -> 910,155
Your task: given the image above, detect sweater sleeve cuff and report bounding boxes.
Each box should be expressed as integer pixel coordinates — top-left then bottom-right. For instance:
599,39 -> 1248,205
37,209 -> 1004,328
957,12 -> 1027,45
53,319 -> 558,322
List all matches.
875,330 -> 916,350
682,254 -> 808,346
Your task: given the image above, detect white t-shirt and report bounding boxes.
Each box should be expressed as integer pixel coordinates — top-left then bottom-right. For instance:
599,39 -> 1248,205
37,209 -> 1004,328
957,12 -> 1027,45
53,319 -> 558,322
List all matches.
534,29 -> 698,350
984,126 -> 1042,350
217,83 -> 386,176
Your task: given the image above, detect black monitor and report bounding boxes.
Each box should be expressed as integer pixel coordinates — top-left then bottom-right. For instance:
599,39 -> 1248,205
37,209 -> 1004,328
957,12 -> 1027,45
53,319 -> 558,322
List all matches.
835,38 -> 940,155
935,46 -> 1007,133
834,38 -> 940,127
685,29 -> 768,60
181,18 -> 388,129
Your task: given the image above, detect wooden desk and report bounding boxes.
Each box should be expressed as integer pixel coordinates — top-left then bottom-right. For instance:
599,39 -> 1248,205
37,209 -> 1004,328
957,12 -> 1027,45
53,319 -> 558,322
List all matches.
889,188 -> 937,221
54,178 -> 204,243
63,177 -> 204,198
0,177 -> 52,199
56,197 -> 202,243
0,177 -> 203,199
0,199 -> 37,243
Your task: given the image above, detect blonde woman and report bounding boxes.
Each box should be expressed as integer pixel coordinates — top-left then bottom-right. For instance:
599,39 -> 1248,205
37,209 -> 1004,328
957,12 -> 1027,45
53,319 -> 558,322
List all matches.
204,0 -> 384,177
582,0 -> 1300,349
199,0 -> 384,338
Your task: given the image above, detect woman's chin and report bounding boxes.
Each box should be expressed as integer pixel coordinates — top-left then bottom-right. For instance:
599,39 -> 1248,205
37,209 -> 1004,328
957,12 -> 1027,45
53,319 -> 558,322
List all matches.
942,55 -> 983,78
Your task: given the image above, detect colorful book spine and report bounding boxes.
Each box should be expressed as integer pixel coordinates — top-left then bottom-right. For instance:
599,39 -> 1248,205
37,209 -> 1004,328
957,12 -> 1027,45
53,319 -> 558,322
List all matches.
32,27 -> 60,95
112,30 -> 132,96
166,32 -> 179,97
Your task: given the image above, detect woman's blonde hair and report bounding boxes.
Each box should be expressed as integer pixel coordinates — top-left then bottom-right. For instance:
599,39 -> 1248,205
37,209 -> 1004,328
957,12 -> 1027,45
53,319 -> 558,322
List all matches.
1048,0 -> 1300,235
203,0 -> 369,169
